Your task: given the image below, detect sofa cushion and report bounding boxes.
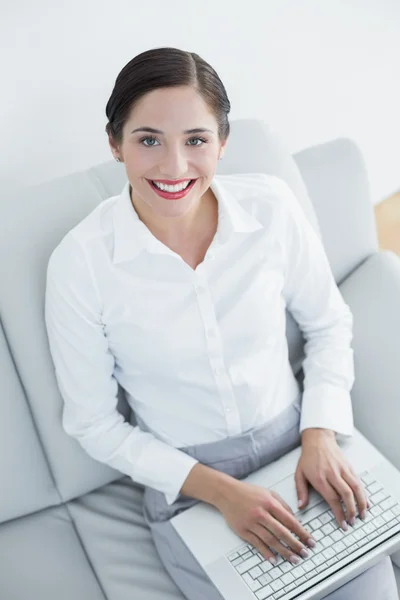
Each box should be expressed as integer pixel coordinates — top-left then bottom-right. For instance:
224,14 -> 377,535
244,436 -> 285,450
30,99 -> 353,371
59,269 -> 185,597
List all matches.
0,173 -> 131,503
293,137 -> 379,284
67,476 -> 185,599
0,320 -> 60,523
0,504 -> 106,599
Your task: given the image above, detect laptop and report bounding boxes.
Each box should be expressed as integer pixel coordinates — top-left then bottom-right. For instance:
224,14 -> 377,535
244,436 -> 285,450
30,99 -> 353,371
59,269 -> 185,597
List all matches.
170,427 -> 400,600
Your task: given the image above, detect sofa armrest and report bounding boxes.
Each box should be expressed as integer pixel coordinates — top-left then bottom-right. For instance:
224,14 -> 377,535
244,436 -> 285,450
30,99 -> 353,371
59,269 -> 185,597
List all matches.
339,250 -> 400,470
293,137 -> 379,285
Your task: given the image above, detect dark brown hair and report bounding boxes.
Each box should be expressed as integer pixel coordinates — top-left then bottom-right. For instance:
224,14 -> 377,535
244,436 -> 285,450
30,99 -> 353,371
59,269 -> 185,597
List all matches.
105,47 -> 231,147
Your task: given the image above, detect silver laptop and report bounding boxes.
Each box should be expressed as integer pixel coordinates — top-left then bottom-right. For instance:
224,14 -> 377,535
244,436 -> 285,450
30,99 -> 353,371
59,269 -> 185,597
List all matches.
170,428 -> 400,600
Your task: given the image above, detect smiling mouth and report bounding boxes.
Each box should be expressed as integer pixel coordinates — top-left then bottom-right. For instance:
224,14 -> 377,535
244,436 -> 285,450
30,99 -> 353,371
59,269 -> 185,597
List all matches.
147,178 -> 197,199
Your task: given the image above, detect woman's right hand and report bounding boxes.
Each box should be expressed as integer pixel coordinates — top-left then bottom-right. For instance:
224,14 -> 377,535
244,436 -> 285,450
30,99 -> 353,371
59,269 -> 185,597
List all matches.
215,478 -> 317,565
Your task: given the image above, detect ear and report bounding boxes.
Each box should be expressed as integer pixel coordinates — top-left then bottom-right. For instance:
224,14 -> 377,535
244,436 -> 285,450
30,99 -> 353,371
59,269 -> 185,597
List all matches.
107,134 -> 120,161
219,138 -> 228,158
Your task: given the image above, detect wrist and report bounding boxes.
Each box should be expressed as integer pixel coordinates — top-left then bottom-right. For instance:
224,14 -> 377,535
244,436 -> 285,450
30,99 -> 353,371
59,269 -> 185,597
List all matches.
301,427 -> 336,444
213,470 -> 241,508
180,463 -> 238,507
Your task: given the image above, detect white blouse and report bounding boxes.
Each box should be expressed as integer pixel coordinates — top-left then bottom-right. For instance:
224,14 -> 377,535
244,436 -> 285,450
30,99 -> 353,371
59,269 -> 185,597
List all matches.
44,173 -> 355,505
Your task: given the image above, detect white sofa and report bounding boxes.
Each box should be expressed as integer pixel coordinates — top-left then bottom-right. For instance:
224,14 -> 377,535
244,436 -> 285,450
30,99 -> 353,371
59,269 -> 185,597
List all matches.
1,119 -> 400,597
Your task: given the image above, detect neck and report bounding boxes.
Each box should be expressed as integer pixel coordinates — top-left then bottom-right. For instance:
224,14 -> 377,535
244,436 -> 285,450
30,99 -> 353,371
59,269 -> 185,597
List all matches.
130,186 -> 217,245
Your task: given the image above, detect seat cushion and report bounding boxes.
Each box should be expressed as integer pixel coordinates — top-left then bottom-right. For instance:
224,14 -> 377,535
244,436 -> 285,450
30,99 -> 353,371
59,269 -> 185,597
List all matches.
0,505 -> 106,599
394,561 -> 400,594
67,476 -> 185,599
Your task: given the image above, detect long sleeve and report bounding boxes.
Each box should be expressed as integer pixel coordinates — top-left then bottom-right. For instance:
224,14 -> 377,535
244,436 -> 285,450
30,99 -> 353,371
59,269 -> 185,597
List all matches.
44,233 -> 198,505
276,177 -> 355,439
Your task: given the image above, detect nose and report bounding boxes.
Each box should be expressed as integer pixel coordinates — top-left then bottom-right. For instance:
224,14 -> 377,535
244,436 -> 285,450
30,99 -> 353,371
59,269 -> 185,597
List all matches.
158,143 -> 189,178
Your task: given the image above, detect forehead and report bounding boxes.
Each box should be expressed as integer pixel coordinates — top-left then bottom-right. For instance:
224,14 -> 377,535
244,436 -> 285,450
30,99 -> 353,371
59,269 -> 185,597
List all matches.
126,86 -> 216,128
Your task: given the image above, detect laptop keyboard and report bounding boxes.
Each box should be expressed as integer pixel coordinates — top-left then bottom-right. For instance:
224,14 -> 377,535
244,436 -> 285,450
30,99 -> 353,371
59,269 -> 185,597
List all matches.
227,471 -> 400,599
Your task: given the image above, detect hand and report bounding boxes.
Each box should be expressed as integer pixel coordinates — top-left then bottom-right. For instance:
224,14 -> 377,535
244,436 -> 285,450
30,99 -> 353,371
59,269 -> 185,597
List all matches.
295,428 -> 370,530
215,478 -> 317,564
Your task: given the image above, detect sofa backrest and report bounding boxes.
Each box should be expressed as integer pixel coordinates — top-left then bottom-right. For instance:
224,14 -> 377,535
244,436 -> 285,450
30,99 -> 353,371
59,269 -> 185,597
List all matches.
0,119 -> 377,524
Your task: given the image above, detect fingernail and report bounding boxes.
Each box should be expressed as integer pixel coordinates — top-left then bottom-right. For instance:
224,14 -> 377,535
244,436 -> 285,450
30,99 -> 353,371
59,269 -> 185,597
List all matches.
269,557 -> 277,565
349,516 -> 356,526
307,538 -> 316,547
341,520 -> 348,531
360,510 -> 367,520
300,548 -> 310,558
290,555 -> 301,564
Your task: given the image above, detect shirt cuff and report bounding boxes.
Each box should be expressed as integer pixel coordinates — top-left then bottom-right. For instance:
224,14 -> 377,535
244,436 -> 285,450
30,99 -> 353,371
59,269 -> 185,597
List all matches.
299,383 -> 354,438
133,437 -> 199,505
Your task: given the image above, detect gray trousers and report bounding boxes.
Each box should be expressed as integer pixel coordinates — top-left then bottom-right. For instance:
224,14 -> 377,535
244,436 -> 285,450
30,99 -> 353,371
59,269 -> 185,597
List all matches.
142,396 -> 399,600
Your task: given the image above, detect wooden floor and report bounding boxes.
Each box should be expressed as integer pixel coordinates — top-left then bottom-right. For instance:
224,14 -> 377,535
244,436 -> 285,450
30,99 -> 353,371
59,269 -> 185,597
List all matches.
374,191 -> 400,256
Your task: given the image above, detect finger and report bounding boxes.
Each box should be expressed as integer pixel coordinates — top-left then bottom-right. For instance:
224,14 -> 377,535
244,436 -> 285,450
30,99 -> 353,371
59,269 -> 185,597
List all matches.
317,479 -> 348,529
259,507 -> 311,557
341,470 -> 369,519
270,490 -> 294,515
245,531 -> 277,564
269,501 -> 316,548
252,523 -> 303,564
347,464 -> 371,510
333,475 -> 358,525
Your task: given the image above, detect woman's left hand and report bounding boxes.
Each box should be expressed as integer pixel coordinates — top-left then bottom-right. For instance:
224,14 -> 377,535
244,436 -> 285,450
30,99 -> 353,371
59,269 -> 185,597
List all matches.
294,428 -> 370,530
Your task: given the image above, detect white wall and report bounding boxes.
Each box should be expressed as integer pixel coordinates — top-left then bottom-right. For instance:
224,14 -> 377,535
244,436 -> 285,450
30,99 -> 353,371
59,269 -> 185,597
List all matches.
1,0 -> 399,204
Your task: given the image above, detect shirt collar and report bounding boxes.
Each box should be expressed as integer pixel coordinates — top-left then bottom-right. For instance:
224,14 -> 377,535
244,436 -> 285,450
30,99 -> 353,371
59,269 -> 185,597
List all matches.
112,176 -> 264,264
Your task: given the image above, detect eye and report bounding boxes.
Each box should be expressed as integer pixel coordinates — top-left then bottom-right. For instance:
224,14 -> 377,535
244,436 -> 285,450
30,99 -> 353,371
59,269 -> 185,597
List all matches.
140,136 -> 159,147
138,136 -> 208,147
187,137 -> 208,146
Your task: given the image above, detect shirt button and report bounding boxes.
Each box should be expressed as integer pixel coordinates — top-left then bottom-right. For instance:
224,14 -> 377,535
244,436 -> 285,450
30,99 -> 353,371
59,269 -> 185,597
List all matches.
225,407 -> 231,413
208,328 -> 216,337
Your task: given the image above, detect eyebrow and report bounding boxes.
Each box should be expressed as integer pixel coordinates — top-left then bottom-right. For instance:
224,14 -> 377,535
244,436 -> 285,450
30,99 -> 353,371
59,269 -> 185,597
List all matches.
130,127 -> 214,135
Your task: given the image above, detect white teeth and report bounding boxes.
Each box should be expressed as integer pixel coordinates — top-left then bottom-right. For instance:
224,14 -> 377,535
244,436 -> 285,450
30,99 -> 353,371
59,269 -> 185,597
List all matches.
152,180 -> 192,192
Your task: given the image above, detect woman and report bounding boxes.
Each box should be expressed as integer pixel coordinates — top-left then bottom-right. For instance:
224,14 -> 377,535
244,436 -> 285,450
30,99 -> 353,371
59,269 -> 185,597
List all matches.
45,47 -> 398,599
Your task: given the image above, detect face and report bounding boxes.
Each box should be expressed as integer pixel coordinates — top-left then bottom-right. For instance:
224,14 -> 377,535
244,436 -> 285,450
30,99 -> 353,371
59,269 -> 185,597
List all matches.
108,85 -> 227,224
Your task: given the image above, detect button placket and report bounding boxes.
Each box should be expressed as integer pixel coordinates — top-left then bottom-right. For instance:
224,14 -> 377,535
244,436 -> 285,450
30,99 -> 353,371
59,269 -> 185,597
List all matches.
193,273 -> 241,436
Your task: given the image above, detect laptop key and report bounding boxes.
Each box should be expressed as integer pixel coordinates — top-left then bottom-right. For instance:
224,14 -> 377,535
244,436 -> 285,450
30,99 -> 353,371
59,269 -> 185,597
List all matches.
382,510 -> 395,523
361,472 -> 375,485
305,568 -> 318,579
321,536 -> 334,548
260,560 -> 273,573
381,497 -> 398,511
316,563 -> 329,573
269,567 -> 284,580
312,553 -> 325,566
291,566 -> 305,577
367,481 -> 383,494
271,579 -> 284,591
249,566 -> 263,579
321,523 -> 335,536
309,517 -> 323,530
281,572 -> 295,585
255,584 -> 273,599
228,551 -> 239,561
243,572 -> 262,592
236,554 -> 261,575
258,573 -> 272,585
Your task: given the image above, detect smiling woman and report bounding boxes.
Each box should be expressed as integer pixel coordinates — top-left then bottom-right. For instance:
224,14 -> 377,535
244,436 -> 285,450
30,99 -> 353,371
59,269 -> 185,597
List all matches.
43,46 -> 399,600
104,47 -> 230,249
